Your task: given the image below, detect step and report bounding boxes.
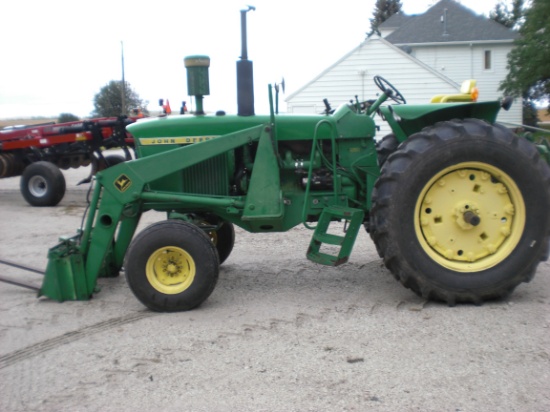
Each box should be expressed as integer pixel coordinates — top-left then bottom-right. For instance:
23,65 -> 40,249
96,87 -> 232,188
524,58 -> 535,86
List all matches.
312,232 -> 345,246
306,206 -> 364,267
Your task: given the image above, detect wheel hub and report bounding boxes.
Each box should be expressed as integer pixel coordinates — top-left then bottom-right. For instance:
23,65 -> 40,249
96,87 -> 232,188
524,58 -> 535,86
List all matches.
462,210 -> 481,227
165,263 -> 179,275
415,163 -> 525,271
28,176 -> 48,197
452,201 -> 481,230
146,247 -> 195,294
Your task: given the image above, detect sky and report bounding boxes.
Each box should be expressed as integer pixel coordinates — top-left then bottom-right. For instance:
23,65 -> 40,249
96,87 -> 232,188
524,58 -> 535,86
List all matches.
0,0 -> 501,119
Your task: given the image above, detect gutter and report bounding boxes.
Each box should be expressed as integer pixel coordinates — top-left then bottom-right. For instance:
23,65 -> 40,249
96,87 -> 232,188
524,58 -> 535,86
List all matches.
391,39 -> 515,47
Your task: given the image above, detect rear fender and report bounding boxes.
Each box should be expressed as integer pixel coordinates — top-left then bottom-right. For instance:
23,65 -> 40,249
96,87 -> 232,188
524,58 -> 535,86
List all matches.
380,101 -> 501,142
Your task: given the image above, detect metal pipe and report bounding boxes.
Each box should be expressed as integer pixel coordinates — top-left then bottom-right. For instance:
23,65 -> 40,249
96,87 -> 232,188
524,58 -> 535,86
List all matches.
0,258 -> 45,275
237,6 -> 255,116
140,192 -> 245,208
0,276 -> 40,291
240,6 -> 255,59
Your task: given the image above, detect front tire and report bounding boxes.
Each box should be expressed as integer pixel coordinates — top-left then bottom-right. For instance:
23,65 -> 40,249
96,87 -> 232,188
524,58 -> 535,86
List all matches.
125,220 -> 219,312
370,119 -> 550,304
20,161 -> 66,206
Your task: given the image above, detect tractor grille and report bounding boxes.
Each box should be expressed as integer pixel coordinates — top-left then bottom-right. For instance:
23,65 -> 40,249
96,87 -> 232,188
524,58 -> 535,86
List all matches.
181,154 -> 229,196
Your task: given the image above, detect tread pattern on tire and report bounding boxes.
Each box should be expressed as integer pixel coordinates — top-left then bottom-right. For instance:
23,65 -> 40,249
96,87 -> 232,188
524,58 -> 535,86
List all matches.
375,133 -> 400,168
370,119 -> 550,304
124,220 -> 220,312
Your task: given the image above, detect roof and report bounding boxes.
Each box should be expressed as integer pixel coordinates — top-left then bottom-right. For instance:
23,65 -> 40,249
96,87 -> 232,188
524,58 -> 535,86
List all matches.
378,11 -> 412,29
285,36 -> 459,102
382,0 -> 519,44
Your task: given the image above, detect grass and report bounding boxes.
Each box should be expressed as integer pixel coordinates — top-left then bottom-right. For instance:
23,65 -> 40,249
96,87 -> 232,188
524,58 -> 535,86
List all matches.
0,118 -> 56,129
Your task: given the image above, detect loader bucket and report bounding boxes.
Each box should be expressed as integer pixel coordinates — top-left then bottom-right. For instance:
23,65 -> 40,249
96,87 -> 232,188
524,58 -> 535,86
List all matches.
40,236 -> 91,301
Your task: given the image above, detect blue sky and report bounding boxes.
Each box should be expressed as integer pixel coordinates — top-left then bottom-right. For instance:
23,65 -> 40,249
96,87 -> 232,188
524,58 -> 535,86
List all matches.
0,0 -> 499,119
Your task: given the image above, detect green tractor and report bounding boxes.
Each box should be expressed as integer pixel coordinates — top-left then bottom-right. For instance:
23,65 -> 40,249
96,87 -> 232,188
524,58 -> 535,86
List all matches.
37,9 -> 550,311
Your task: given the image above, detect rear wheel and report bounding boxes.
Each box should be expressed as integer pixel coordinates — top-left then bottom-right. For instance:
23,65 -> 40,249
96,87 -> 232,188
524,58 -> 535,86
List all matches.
20,161 -> 66,206
370,119 -> 550,304
375,133 -> 399,168
125,220 -> 219,312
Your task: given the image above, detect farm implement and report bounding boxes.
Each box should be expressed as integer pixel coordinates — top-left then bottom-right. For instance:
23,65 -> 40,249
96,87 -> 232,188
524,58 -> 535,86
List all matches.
0,116 -> 137,206
1,7 -> 549,311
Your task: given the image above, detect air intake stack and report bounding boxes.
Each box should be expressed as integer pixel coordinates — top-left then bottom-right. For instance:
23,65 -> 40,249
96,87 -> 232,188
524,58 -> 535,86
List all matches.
184,55 -> 210,115
237,6 -> 255,116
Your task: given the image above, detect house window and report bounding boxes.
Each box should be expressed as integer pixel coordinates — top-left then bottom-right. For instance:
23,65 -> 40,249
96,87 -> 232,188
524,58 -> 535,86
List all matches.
484,50 -> 492,70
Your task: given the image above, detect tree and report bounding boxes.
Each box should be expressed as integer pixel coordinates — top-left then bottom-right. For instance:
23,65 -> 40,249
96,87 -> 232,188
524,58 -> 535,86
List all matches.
500,0 -> 550,119
368,0 -> 403,37
57,113 -> 80,123
91,80 -> 148,118
489,0 -> 524,29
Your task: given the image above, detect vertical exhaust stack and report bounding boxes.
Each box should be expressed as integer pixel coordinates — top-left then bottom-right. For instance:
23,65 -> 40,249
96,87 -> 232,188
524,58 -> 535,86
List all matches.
237,6 -> 255,116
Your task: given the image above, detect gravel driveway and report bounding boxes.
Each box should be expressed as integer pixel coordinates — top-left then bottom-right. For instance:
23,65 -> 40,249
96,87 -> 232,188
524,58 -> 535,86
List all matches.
1,166 -> 549,411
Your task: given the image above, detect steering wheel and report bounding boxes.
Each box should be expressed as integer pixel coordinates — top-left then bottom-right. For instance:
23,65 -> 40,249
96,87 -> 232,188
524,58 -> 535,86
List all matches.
373,75 -> 406,104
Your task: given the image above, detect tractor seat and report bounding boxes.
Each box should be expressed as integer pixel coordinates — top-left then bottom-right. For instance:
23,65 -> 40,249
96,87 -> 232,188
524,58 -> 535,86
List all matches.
431,80 -> 478,103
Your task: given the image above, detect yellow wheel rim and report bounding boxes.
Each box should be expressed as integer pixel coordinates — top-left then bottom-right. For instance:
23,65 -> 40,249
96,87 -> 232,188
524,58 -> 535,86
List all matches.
145,246 -> 196,294
414,162 -> 525,272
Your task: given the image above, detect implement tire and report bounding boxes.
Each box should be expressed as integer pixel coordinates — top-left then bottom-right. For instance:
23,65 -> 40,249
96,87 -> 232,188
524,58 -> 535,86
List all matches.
20,161 -> 66,206
370,119 -> 550,305
92,153 -> 126,174
125,220 -> 219,312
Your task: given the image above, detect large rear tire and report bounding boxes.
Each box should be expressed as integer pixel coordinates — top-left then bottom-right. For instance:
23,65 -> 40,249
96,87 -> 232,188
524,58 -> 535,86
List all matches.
125,220 -> 219,312
376,133 -> 399,168
370,119 -> 550,304
20,161 -> 66,207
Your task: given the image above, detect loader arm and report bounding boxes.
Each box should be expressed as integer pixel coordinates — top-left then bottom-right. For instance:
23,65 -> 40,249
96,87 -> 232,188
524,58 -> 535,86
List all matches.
42,124 -> 268,302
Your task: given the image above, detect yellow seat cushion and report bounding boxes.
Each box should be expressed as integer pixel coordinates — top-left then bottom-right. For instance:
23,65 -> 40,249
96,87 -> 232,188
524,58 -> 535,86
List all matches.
431,80 -> 478,103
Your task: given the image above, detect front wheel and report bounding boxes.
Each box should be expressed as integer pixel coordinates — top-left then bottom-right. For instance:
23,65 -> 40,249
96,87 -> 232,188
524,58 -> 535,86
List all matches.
20,161 -> 66,206
370,119 -> 550,304
125,220 -> 219,312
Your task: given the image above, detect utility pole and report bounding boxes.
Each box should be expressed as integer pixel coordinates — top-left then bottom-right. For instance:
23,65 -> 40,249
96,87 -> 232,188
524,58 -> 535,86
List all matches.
121,41 -> 126,116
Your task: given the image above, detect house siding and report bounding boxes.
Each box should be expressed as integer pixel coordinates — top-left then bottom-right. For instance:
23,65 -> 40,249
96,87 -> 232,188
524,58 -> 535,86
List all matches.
412,43 -> 521,125
286,38 -> 459,136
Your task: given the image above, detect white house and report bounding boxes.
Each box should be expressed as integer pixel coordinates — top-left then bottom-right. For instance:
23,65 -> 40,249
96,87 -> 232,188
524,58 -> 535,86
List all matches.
286,0 -> 521,133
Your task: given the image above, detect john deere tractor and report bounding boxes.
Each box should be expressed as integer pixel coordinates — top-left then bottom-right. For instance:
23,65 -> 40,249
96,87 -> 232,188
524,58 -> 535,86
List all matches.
35,8 -> 550,311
